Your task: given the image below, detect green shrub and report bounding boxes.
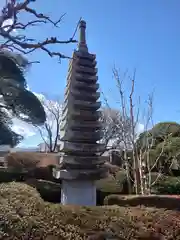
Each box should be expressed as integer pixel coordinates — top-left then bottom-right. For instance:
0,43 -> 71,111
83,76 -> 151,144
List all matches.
95,170 -> 132,205
0,168 -> 27,182
155,176 -> 180,194
32,166 -> 58,181
26,179 -> 61,203
96,175 -> 122,193
0,182 -> 180,239
0,167 -> 57,183
96,170 -> 128,193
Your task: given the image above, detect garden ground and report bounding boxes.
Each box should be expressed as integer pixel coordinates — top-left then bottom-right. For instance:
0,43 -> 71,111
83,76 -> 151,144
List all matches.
1,182 -> 180,240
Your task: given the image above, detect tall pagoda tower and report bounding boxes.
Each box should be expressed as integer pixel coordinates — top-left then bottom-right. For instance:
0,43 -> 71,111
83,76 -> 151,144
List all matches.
53,20 -> 108,206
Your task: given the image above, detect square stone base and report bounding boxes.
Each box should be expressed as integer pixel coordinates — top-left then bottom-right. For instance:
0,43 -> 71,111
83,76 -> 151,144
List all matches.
61,180 -> 96,206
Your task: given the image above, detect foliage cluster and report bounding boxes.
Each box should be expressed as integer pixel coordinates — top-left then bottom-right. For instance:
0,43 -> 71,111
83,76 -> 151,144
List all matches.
6,152 -> 58,168
155,176 -> 180,194
137,122 -> 180,172
0,51 -> 46,146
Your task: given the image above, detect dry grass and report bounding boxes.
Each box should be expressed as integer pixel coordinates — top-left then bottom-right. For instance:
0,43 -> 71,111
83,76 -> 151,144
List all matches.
6,152 -> 59,169
0,182 -> 180,239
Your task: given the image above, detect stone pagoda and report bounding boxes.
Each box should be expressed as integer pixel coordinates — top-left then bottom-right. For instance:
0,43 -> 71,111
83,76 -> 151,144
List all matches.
53,20 -> 108,206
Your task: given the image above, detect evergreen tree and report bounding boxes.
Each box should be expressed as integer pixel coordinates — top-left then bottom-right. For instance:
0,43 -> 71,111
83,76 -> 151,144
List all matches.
0,50 -> 46,147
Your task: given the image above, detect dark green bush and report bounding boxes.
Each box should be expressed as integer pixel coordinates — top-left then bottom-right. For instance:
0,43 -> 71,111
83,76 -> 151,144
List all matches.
26,179 -> 61,203
96,174 -> 122,193
95,170 -> 132,205
0,168 -> 27,182
155,176 -> 180,194
0,166 -> 58,183
31,166 -> 58,182
96,170 -> 129,193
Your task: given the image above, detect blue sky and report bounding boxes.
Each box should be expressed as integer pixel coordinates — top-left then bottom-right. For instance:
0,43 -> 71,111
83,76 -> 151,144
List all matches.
4,0 -> 180,147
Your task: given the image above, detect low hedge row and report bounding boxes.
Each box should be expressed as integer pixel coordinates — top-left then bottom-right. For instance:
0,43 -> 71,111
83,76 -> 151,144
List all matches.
0,166 -> 59,182
26,179 -> 121,205
104,194 -> 180,210
1,182 -> 180,239
0,168 -> 27,182
2,168 -> 180,205
0,169 -> 129,204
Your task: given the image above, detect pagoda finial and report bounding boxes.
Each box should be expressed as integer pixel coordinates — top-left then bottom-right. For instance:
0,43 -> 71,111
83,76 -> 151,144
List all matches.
78,19 -> 88,52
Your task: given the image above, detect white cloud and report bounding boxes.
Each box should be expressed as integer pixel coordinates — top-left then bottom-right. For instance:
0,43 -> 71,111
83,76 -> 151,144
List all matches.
9,94 -> 44,141
1,19 -> 17,34
2,19 -> 14,31
10,93 -> 62,147
136,123 -> 145,135
12,118 -> 36,138
10,93 -> 49,139
10,92 -> 145,148
33,92 -> 46,102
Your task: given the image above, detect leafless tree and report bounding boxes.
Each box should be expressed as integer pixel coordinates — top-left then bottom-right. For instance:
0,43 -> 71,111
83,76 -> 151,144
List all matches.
103,67 -> 170,195
99,107 -> 131,157
0,0 -> 79,60
34,96 -> 63,152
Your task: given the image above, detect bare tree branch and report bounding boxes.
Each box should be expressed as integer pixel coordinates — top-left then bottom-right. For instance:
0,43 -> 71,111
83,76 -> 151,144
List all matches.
102,67 -> 179,195
0,0 -> 81,60
34,95 -> 63,152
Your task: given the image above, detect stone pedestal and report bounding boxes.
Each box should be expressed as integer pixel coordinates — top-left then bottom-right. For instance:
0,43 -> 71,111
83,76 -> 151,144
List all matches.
61,179 -> 96,206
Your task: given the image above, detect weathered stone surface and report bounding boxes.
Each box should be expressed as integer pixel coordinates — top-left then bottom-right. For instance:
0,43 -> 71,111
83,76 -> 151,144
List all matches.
60,119 -> 101,131
61,107 -> 101,122
75,72 -> 98,83
75,57 -> 97,68
60,141 -> 105,153
54,20 -> 108,184
63,98 -> 101,112
66,71 -> 98,87
56,168 -> 108,180
60,162 -> 104,170
64,88 -> 100,102
60,129 -> 102,142
59,155 -> 106,165
76,64 -> 98,75
78,20 -> 88,52
75,50 -> 96,60
65,78 -> 99,93
61,180 -> 96,206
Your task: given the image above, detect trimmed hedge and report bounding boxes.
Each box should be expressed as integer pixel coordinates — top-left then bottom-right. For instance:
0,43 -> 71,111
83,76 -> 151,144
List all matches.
6,152 -> 40,169
26,178 -> 123,205
1,182 -> 180,239
2,168 -> 180,205
26,179 -> 61,203
0,169 -> 128,205
24,169 -> 130,205
0,166 -> 58,182
0,169 -> 27,182
104,194 -> 180,210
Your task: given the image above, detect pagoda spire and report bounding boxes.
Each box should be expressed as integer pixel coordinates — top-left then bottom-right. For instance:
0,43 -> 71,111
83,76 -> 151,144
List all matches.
78,19 -> 88,52
53,19 -> 107,206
